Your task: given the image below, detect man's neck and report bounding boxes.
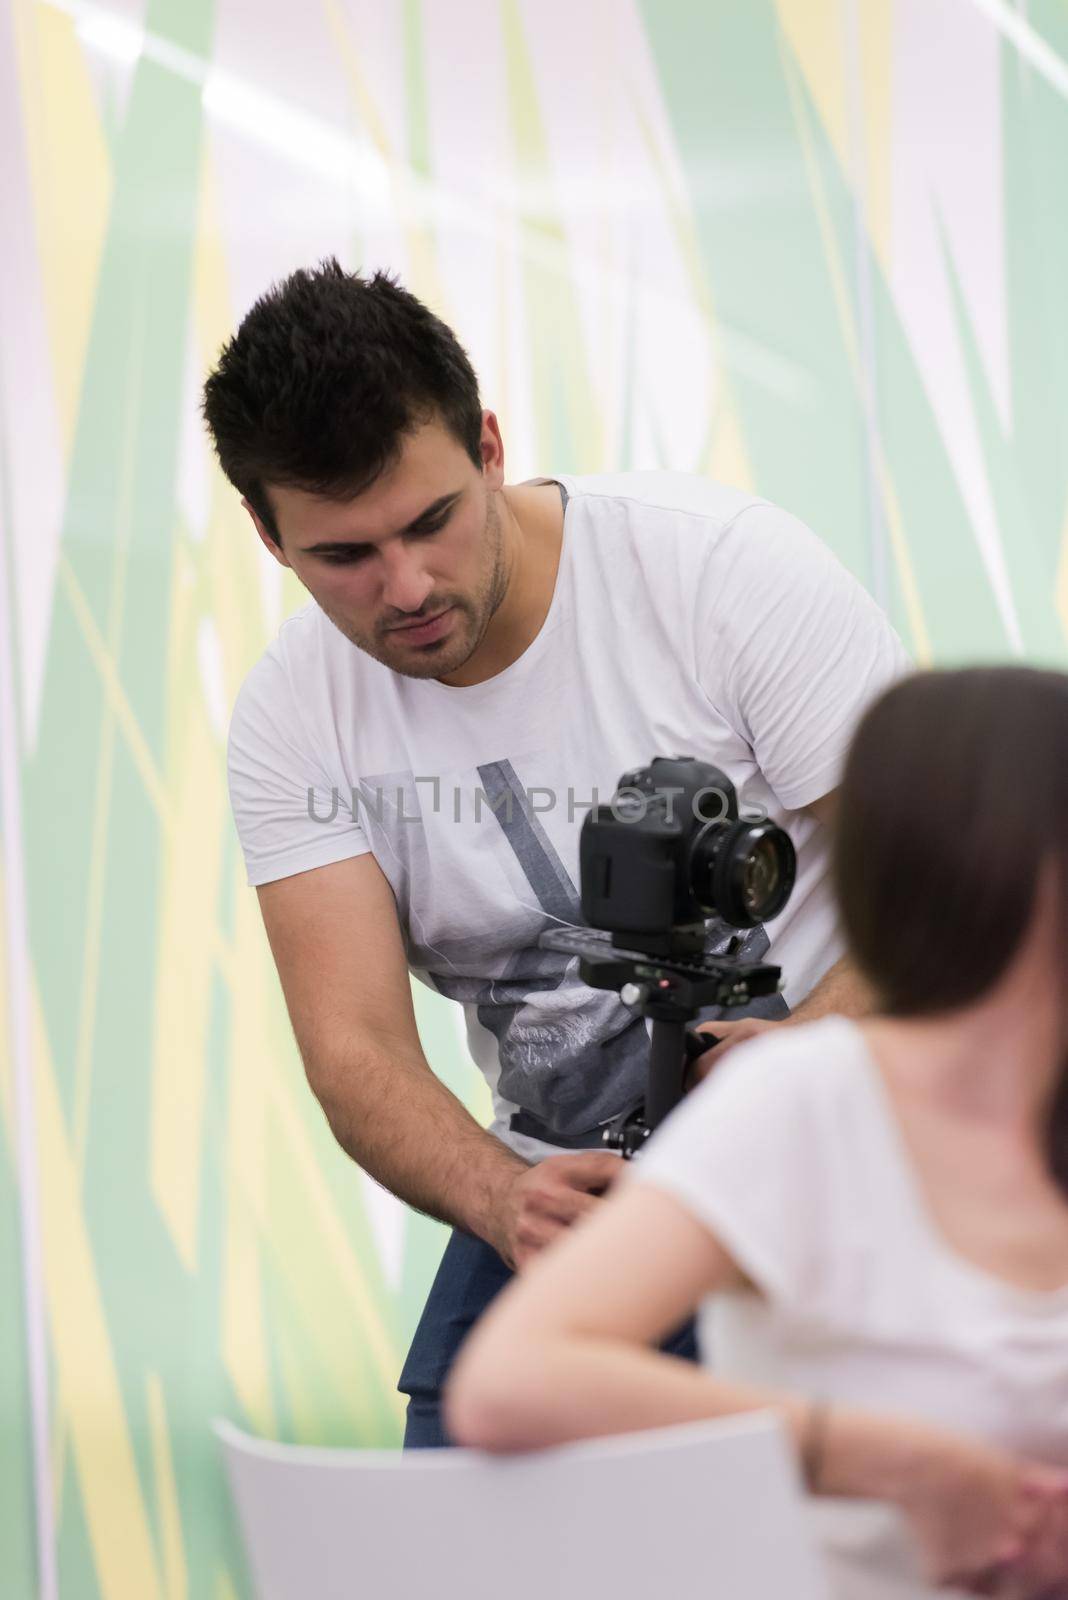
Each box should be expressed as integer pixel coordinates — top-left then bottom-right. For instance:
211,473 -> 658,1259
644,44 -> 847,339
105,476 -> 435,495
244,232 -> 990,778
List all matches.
437,481 -> 565,688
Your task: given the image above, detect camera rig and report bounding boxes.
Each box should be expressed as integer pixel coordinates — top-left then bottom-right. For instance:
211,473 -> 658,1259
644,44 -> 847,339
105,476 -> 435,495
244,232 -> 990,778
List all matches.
540,756 -> 796,1158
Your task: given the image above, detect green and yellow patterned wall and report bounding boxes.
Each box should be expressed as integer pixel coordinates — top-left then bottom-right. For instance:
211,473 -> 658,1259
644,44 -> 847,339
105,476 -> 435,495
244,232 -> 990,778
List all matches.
3,0 -> 1068,1594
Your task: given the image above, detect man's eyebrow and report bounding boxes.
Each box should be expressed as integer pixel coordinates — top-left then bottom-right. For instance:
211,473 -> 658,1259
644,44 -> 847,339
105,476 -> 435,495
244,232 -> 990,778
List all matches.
300,491 -> 463,555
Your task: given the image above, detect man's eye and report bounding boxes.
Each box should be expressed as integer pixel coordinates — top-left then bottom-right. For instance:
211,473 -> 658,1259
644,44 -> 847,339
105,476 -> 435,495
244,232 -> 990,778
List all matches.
409,515 -> 449,539
321,549 -> 370,565
319,512 -> 449,564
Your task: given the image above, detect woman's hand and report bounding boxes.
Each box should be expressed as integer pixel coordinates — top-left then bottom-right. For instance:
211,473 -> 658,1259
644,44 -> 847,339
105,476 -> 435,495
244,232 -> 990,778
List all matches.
997,1471 -> 1068,1598
880,1420 -> 1068,1594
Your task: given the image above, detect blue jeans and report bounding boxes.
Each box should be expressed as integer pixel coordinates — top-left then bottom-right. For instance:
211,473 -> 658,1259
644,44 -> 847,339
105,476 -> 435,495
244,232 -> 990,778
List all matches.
399,1228 -> 699,1449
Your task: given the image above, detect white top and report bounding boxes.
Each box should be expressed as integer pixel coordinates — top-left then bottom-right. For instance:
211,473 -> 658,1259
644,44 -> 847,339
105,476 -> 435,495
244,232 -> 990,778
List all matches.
227,472 -> 909,1158
636,1014 -> 1068,1466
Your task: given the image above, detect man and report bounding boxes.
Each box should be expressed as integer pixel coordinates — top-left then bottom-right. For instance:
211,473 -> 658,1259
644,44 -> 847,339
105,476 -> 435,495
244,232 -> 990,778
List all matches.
204,259 -> 908,1448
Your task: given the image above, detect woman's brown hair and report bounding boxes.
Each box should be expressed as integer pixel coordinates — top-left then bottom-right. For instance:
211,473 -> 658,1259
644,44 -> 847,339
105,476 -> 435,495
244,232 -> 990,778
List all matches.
834,666 -> 1068,1191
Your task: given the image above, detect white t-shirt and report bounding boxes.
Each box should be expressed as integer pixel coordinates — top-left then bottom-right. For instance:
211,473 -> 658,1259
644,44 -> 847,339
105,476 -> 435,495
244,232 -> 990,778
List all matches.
227,472 -> 909,1159
636,1014 -> 1068,1466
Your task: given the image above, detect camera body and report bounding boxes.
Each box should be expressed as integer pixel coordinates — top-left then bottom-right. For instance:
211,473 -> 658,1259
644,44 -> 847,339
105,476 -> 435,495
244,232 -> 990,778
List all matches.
580,755 -> 795,959
540,755 -> 797,1151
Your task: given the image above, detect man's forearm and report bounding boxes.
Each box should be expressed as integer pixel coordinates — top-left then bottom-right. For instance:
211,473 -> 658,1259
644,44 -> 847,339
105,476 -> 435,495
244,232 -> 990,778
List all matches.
788,953 -> 873,1024
310,1043 -> 527,1252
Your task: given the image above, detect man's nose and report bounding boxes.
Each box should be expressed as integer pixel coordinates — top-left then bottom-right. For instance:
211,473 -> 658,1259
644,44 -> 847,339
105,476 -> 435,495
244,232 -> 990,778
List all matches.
380,545 -> 434,614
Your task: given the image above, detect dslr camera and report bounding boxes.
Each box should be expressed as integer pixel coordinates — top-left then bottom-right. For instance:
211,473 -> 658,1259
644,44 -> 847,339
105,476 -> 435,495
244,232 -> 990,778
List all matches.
541,756 -> 796,1156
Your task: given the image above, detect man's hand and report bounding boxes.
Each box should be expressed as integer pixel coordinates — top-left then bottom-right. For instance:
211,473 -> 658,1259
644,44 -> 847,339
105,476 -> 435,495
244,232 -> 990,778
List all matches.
686,1017 -> 783,1088
492,1152 -> 623,1271
685,952 -> 874,1090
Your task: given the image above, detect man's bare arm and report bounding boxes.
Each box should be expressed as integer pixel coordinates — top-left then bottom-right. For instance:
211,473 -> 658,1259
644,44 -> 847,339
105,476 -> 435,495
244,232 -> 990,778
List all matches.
786,951 -> 872,1023
256,853 -> 619,1267
256,853 -> 526,1248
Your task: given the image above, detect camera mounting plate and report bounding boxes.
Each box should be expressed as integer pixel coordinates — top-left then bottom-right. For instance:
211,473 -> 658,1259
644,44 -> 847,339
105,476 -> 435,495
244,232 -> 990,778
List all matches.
539,926 -> 781,1016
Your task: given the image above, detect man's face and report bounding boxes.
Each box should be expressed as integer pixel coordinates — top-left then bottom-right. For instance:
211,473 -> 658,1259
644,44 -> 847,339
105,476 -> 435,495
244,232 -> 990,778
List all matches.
252,416 -> 509,680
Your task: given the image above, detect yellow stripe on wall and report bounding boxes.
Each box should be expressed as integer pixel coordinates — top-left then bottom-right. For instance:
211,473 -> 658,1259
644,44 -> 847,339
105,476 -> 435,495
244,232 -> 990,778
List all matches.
857,0 -> 895,266
0,857 -> 13,1153
774,0 -> 850,174
13,0 -> 113,459
32,982 -> 163,1600
1054,490 -> 1068,645
146,1374 -> 188,1600
220,879 -> 276,1439
149,543 -> 226,1275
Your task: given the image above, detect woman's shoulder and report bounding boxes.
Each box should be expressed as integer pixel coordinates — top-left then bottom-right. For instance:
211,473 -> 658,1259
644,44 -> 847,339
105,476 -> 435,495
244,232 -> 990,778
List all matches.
640,1013 -> 873,1186
696,1012 -> 870,1111
634,1014 -> 878,1305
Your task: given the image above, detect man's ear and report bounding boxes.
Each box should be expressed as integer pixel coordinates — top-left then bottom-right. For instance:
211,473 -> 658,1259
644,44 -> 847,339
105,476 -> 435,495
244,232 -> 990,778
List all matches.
242,496 -> 291,568
479,410 -> 506,492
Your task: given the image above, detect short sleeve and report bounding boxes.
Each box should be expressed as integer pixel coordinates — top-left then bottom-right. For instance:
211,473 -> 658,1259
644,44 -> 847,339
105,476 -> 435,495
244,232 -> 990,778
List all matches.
632,1030 -> 831,1306
698,505 -> 912,810
227,653 -> 371,887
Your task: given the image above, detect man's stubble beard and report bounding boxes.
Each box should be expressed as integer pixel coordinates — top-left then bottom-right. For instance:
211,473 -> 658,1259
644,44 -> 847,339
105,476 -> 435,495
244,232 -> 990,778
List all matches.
319,494 -> 509,681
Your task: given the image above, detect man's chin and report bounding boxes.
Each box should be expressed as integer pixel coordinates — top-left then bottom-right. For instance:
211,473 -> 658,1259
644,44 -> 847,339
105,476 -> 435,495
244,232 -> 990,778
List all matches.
381,645 -> 467,680
376,624 -> 476,680
322,603 -> 479,679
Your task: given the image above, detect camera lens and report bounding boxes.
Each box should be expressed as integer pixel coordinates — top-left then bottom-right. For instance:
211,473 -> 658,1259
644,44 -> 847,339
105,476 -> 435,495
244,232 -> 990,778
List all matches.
742,835 -> 780,914
691,819 -> 796,928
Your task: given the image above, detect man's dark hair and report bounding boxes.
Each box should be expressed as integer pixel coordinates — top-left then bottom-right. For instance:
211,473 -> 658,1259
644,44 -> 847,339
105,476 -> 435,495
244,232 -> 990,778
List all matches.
202,259 -> 484,544
834,664 -> 1068,1195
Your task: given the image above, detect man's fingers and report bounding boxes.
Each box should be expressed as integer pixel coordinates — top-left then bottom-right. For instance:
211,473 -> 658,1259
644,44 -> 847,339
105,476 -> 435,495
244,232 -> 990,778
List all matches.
696,1018 -> 781,1043
687,1018 -> 779,1084
525,1215 -> 565,1248
514,1199 -> 599,1264
527,1179 -> 605,1225
540,1188 -> 602,1227
685,1040 -> 731,1088
548,1152 -> 622,1193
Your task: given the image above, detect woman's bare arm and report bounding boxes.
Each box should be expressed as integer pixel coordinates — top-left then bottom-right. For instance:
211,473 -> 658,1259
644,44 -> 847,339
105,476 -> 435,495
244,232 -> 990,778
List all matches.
444,1179 -> 809,1452
443,1179 -> 1068,1594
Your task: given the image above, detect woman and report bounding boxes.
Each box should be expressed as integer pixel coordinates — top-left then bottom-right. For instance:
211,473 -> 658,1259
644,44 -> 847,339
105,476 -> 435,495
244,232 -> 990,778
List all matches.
445,668 -> 1068,1596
